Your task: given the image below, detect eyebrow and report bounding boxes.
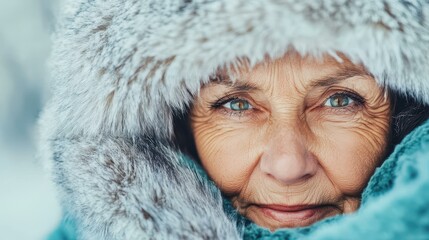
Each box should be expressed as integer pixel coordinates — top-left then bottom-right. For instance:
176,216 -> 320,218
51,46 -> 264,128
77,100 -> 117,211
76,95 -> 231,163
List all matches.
209,73 -> 260,91
310,67 -> 371,88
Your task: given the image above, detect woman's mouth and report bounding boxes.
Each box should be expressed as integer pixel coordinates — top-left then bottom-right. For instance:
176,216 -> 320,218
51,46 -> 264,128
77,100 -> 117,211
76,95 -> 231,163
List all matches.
255,204 -> 337,228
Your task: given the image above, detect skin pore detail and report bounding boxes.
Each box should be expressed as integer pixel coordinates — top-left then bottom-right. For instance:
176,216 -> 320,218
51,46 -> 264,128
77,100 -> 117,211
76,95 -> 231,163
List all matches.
190,53 -> 391,231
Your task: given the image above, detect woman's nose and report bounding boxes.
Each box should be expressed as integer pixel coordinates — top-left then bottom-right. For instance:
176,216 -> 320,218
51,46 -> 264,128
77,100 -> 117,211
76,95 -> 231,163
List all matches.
259,124 -> 318,185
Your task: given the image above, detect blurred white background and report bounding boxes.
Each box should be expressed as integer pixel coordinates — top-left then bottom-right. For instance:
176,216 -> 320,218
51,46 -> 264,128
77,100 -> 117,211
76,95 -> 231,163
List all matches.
0,0 -> 62,239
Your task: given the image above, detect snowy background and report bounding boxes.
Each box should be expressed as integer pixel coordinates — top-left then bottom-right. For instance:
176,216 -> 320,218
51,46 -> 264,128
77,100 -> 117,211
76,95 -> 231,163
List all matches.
0,0 -> 62,239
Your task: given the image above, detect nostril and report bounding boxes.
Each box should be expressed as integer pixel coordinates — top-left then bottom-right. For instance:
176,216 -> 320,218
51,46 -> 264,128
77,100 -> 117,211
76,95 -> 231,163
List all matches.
259,151 -> 319,185
266,171 -> 314,185
300,173 -> 313,182
259,130 -> 319,185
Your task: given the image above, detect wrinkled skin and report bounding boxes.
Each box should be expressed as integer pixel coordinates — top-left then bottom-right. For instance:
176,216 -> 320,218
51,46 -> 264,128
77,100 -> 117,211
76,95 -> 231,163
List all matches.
190,53 -> 391,231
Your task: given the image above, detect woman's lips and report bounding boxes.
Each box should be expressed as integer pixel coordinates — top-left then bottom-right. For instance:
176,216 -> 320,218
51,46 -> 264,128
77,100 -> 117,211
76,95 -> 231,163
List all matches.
256,204 -> 335,227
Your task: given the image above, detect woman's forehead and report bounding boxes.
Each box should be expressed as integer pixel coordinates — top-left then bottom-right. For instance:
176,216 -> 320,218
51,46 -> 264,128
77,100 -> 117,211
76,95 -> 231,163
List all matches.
210,53 -> 373,92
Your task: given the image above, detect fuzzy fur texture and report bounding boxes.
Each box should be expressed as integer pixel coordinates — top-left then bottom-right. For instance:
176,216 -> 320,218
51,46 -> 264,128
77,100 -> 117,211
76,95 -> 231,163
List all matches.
39,0 -> 429,239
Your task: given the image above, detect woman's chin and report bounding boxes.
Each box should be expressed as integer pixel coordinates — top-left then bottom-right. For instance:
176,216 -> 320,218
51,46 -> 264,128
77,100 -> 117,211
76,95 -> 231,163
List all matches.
248,204 -> 341,231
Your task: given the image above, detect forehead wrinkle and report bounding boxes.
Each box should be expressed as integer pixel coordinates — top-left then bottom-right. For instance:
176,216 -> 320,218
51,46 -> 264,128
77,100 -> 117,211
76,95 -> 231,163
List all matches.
261,61 -> 280,97
285,57 -> 307,96
248,58 -> 298,99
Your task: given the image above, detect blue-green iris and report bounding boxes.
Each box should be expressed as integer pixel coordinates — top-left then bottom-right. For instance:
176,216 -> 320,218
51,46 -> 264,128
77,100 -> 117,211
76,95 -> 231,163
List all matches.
229,99 -> 250,111
326,94 -> 353,107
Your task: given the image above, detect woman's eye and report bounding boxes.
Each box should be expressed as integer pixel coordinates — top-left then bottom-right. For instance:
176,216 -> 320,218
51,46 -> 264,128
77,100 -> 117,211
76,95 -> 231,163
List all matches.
324,94 -> 355,108
223,99 -> 252,111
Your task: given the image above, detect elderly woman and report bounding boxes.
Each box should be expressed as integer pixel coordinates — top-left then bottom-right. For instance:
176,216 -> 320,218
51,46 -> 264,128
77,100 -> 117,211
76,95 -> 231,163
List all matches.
189,53 -> 392,230
41,0 -> 429,239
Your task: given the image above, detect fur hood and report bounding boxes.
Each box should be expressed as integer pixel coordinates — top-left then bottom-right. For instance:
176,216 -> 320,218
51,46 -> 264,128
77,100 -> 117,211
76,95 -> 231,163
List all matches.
40,0 -> 429,239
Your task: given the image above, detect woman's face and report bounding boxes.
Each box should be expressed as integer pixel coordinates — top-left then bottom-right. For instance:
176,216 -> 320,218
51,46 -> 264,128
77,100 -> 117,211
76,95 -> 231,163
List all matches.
190,53 -> 391,231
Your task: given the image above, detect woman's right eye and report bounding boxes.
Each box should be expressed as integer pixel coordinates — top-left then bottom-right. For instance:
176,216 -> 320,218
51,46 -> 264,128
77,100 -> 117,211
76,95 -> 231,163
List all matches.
223,99 -> 253,111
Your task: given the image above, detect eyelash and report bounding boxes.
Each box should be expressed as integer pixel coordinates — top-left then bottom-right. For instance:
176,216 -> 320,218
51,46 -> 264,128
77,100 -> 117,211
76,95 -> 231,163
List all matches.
323,91 -> 365,113
210,96 -> 239,108
209,96 -> 253,118
333,91 -> 365,103
209,91 -> 366,118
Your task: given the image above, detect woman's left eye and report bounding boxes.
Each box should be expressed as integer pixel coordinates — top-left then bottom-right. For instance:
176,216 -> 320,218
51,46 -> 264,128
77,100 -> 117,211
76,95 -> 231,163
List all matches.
223,99 -> 252,111
324,93 -> 355,108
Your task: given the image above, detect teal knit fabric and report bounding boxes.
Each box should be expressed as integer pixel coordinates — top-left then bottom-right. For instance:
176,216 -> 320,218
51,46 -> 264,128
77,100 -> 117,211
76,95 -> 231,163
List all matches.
46,217 -> 77,240
49,119 -> 429,239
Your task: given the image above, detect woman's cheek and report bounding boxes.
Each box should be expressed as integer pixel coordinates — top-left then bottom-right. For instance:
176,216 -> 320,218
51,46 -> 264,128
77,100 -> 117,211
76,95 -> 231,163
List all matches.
192,115 -> 262,195
310,110 -> 389,195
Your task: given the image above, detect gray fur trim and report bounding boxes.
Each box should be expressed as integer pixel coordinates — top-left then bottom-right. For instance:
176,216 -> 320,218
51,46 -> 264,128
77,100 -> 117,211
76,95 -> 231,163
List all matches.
39,0 -> 429,238
50,136 -> 240,239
